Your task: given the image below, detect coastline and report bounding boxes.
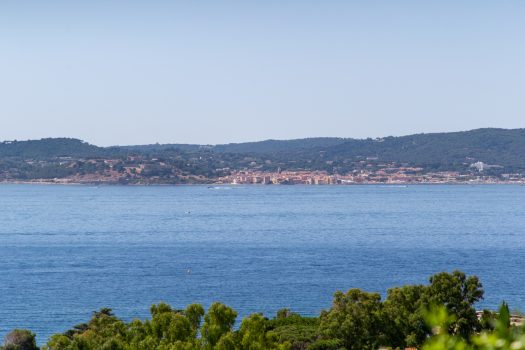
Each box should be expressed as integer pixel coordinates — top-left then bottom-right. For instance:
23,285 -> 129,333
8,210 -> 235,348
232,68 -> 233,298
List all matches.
1,179 -> 523,186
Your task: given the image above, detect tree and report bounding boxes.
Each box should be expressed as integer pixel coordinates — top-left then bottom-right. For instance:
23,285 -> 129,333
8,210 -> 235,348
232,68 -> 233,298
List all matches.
35,271 -> 493,350
148,303 -> 194,344
383,284 -> 428,347
201,302 -> 237,348
238,313 -> 281,350
184,304 -> 205,332
3,329 -> 38,350
215,333 -> 237,350
318,289 -> 387,350
425,270 -> 484,338
267,312 -> 319,350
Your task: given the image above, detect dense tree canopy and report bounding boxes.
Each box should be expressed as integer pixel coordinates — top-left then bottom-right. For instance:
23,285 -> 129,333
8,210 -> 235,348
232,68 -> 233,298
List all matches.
2,271 -> 523,350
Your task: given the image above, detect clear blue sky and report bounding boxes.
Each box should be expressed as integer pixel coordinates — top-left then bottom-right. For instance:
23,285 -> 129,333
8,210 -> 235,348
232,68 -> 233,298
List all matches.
0,1 -> 523,146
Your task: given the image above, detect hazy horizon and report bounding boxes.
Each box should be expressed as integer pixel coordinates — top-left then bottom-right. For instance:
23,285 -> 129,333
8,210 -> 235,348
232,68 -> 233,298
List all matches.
1,1 -> 524,146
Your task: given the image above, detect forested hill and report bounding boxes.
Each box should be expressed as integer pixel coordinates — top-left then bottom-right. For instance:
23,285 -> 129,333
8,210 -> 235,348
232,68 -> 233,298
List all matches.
119,129 -> 525,168
211,137 -> 348,153
324,128 -> 525,169
119,137 -> 348,154
215,128 -> 525,171
0,138 -> 107,159
2,128 -> 525,171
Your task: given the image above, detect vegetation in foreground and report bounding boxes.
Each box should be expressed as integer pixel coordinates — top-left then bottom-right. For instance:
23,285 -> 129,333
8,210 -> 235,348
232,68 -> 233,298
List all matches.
2,270 -> 524,350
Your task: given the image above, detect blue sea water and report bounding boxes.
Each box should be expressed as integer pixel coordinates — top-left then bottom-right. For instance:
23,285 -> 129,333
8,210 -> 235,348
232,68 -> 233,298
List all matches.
0,184 -> 524,343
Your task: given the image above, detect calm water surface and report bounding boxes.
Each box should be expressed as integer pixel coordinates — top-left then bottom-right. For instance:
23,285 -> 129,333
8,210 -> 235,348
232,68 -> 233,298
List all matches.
1,184 -> 524,343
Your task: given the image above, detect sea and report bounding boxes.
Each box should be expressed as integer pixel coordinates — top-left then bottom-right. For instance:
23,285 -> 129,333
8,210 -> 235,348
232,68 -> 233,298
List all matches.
0,184 -> 524,343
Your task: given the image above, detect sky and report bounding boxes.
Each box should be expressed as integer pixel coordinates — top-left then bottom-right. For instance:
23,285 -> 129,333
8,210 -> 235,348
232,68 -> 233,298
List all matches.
0,1 -> 524,146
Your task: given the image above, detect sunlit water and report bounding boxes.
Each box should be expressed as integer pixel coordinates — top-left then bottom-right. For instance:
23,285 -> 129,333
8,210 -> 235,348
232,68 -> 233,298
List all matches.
1,184 -> 524,343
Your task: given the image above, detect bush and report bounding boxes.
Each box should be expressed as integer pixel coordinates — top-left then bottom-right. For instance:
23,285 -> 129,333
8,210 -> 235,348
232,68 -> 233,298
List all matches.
3,329 -> 38,350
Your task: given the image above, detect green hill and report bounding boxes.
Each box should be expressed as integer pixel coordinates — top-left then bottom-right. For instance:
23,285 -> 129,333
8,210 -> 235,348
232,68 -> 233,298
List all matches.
324,128 -> 525,170
0,138 -> 107,159
211,137 -> 348,153
2,128 -> 525,173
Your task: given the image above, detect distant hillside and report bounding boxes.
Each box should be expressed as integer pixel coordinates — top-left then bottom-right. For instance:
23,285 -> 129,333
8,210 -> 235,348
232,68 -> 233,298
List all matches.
323,128 -> 525,170
0,138 -> 106,159
117,143 -> 203,153
118,137 -> 348,154
211,137 -> 348,153
2,128 -> 525,172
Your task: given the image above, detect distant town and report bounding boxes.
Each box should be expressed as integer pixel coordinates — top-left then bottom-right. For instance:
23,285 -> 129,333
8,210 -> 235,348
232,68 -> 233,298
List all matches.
220,166 -> 525,185
2,156 -> 523,185
2,130 -> 525,185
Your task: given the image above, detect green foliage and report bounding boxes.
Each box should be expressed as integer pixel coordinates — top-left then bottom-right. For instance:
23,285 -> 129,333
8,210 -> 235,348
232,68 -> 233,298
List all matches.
314,270 -> 485,350
422,303 -> 525,350
307,338 -> 344,350
383,284 -> 428,346
237,313 -> 274,349
201,303 -> 237,348
2,329 -> 38,350
214,332 -> 236,350
426,271 -> 484,338
6,270 -> 520,350
267,312 -> 319,349
318,289 -> 387,350
185,304 -> 205,332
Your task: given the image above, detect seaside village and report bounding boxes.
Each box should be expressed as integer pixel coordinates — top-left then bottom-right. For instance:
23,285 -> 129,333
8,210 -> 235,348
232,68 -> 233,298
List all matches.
218,165 -> 524,185
6,154 -> 524,185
